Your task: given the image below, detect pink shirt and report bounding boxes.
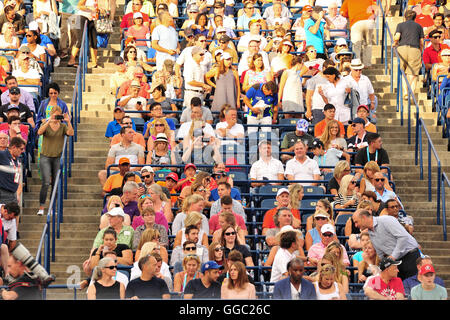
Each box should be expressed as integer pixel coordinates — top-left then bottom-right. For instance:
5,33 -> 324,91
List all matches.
132,209 -> 169,232
126,25 -> 150,47
307,242 -> 350,265
209,211 -> 247,232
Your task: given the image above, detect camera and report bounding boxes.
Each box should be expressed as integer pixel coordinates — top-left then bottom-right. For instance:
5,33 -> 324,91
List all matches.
10,242 -> 55,287
114,203 -> 121,207
55,115 -> 64,120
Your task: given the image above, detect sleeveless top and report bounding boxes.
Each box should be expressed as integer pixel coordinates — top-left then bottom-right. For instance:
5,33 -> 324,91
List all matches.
314,282 -> 340,300
94,281 -> 121,299
35,0 -> 53,15
151,149 -> 171,165
308,228 -> 322,245
246,69 -> 270,87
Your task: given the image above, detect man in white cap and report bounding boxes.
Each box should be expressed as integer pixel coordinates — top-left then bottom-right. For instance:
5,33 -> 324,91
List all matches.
176,34 -> 213,78
343,59 -> 376,119
307,223 -> 350,266
250,140 -> 284,188
210,34 -> 238,64
364,257 -> 405,300
262,188 -> 301,235
93,206 -> 135,249
280,119 -> 314,163
329,37 -> 349,63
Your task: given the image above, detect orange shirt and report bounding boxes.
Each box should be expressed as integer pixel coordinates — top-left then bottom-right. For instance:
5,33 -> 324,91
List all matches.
346,121 -> 377,138
340,0 -> 377,28
111,131 -> 146,149
262,207 -> 301,230
157,180 -> 178,205
103,173 -> 142,192
314,119 -> 346,138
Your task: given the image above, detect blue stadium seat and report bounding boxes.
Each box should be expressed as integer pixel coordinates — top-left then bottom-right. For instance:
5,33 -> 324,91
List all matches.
260,198 -> 278,209
335,213 -> 352,236
303,186 -> 324,197
154,171 -> 170,181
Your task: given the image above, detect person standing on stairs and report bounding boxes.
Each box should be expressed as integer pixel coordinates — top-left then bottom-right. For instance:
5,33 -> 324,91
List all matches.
36,106 -> 73,216
0,137 -> 26,205
67,0 -> 98,68
393,10 -> 424,100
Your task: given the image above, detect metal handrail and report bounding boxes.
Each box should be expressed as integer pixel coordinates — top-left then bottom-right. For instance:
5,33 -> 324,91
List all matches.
441,173 -> 449,241
379,3 -> 446,240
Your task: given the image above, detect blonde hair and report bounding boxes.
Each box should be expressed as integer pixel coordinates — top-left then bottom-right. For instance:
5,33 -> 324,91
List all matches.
182,254 -> 201,271
106,195 -> 123,211
182,194 -> 204,213
338,174 -> 357,197
150,117 -> 171,137
184,211 -> 202,227
312,208 -> 332,228
288,183 -> 303,209
50,105 -> 62,115
92,257 -> 115,282
138,196 -> 154,213
358,241 -> 380,274
334,160 -> 350,179
140,241 -> 157,257
188,120 -> 206,139
320,120 -> 341,150
148,184 -> 168,202
1,22 -> 14,34
137,228 -> 161,250
318,263 -> 336,283
363,161 -> 381,179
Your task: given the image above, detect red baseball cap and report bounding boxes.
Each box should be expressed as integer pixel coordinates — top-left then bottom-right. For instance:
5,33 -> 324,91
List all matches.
184,163 -> 197,171
357,105 -> 369,112
302,5 -> 313,11
419,264 -> 435,275
166,172 -> 179,182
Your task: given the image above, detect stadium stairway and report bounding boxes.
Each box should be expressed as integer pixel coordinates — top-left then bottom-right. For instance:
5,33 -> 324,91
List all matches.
17,4 -> 450,299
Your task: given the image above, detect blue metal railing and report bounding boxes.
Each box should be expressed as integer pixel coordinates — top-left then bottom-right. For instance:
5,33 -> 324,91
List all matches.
379,3 -> 447,240
35,21 -> 90,294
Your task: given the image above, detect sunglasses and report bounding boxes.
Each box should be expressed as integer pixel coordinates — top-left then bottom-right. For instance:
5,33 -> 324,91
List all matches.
155,124 -> 165,127
122,122 -> 132,125
322,233 -> 334,238
25,34 -> 33,37
350,181 -> 357,184
199,53 -> 205,56
199,40 -> 207,43
432,36 -> 442,39
142,175 -> 151,179
105,265 -> 117,270
315,216 -> 327,220
225,231 -> 236,236
196,188 -> 206,192
215,247 -> 225,252
185,246 -> 196,251
140,194 -> 152,199
375,178 -> 385,182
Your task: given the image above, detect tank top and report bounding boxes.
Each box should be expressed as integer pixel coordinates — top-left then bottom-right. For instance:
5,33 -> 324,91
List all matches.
314,282 -> 340,300
35,0 -> 53,16
93,281 -> 121,299
246,69 -> 269,87
308,228 -> 322,245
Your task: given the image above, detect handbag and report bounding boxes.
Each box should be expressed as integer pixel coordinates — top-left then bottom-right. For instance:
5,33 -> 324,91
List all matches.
95,13 -> 113,34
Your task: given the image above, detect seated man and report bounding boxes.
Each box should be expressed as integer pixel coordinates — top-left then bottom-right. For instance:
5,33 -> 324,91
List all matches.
237,38 -> 271,76
118,80 -> 148,112
176,104 -> 215,141
98,126 -> 145,187
346,105 -> 377,138
93,207 -> 134,250
285,140 -> 321,186
102,157 -> 142,197
280,119 -> 314,163
262,188 -> 301,236
209,196 -> 248,235
169,226 -> 209,268
237,2 -> 264,35
314,103 -> 345,138
1,76 -> 35,113
237,20 -> 268,53
209,182 -> 245,219
110,57 -> 128,96
354,132 -> 390,177
215,107 -> 244,145
110,116 -> 146,149
117,68 -> 150,99
101,182 -> 141,227
0,87 -> 34,128
380,199 -> 413,234
307,224 -> 350,266
209,174 -> 241,202
250,140 -> 284,188
180,97 -> 213,125
402,255 -> 446,297
11,54 -> 41,94
346,117 -> 369,153
265,1 -> 292,31
372,172 -> 403,208
364,257 -> 406,300
105,107 -> 137,141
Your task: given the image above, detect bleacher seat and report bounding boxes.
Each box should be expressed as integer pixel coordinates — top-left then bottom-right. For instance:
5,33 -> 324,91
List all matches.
335,213 -> 352,236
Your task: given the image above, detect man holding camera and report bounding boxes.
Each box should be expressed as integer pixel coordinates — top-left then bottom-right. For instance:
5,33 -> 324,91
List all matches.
1,255 -> 41,300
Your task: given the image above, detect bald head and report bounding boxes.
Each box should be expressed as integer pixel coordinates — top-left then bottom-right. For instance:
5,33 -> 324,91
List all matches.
352,209 -> 373,231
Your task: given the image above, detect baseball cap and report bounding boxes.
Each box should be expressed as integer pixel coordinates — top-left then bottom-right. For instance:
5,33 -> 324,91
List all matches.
349,117 -> 365,125
429,29 -> 443,38
166,172 -> 179,182
114,106 -> 124,112
107,207 -> 126,218
357,105 -> 370,112
201,261 -> 223,273
219,34 -> 231,43
302,5 -> 313,11
187,3 -> 199,12
130,80 -> 141,88
296,119 -> 309,133
185,163 -> 197,171
419,264 -> 435,275
7,104 -> 19,111
310,139 -> 324,149
141,166 -> 154,174
125,36 -> 136,47
276,188 -> 290,197
275,225 -> 303,240
155,133 -> 168,143
28,21 -> 39,31
220,52 -> 232,60
321,224 -> 335,235
19,45 -> 31,54
114,56 -> 125,65
379,256 -> 402,271
133,12 -> 143,19
335,38 -> 347,46
216,26 -> 226,34
9,87 -> 20,95
441,48 -> 450,56
119,157 -> 130,165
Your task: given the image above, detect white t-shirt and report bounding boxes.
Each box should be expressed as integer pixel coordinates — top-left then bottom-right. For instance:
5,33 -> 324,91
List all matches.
250,157 -> 284,181
29,44 -> 47,61
342,74 -> 374,106
1,217 -> 17,241
176,46 -> 213,77
215,121 -> 245,145
284,156 -> 321,186
238,50 -> 271,75
119,96 -> 147,111
306,73 -> 329,111
11,69 -> 41,93
151,24 -> 178,70
183,61 -> 206,91
237,33 -> 267,52
270,248 -> 296,283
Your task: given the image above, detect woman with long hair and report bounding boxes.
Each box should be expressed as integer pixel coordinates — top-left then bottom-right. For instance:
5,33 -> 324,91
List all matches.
89,228 -> 133,269
288,183 -> 304,211
359,161 -> 393,194
320,119 -> 347,151
147,133 -> 176,170
220,225 -> 254,266
221,261 -> 256,299
212,211 -> 246,245
313,263 -> 347,300
208,241 -> 225,269
242,53 -> 273,92
300,45 -> 325,77
328,160 -> 351,195
134,228 -> 169,263
334,174 -> 360,219
306,251 -> 349,294
146,117 -> 175,150
305,199 -> 334,233
278,54 -> 304,118
173,254 -> 202,293
123,44 -> 154,77
357,241 -> 381,283
148,183 -> 173,223
87,257 -> 125,299
192,12 -> 214,39
148,83 -> 178,118
271,40 -> 293,78
205,52 -> 240,112
0,22 -> 19,55
179,171 -> 212,207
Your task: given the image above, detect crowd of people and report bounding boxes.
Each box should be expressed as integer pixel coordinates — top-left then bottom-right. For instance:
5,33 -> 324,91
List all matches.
0,0 -> 448,300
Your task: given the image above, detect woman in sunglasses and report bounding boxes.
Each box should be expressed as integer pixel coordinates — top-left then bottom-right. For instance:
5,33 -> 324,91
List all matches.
220,226 -> 254,266
173,253 -> 202,293
333,174 -> 360,219
89,228 -> 133,270
178,171 -> 212,207
359,161 -> 393,195
305,208 -> 335,251
313,263 -> 347,300
146,118 -> 175,152
208,241 -> 225,269
87,257 -> 125,299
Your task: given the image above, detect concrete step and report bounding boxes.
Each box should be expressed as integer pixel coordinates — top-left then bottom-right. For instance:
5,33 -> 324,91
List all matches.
24,199 -> 103,208
20,213 -> 100,224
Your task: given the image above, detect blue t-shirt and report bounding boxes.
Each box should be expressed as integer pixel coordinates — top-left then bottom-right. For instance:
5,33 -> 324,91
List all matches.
0,149 -> 20,193
209,187 -> 242,202
246,84 -> 278,118
237,13 -> 262,29
304,18 -> 326,54
105,119 -> 137,138
22,34 -> 54,48
143,118 -> 176,136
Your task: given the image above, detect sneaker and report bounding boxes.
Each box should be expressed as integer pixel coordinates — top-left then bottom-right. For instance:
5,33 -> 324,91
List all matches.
54,56 -> 60,67
37,209 -> 44,216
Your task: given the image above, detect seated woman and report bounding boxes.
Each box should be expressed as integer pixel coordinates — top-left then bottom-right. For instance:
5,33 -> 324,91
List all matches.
305,199 -> 334,232
125,12 -> 151,49
148,83 -> 178,118
347,200 -> 373,252
221,261 -> 256,299
357,241 -> 381,284
87,257 -> 125,300
359,161 -> 393,195
327,160 -> 351,196
23,31 -> 46,68
305,208 -> 335,251
208,241 -> 225,270
151,59 -> 182,100
220,225 -> 254,266
312,263 -> 347,300
146,118 -> 175,151
132,207 -> 169,250
0,115 -> 28,142
132,193 -> 169,232
123,45 -> 155,79
121,37 -> 147,63
173,211 -> 209,248
130,242 -> 172,284
173,254 -> 203,293
134,228 -> 169,263
0,22 -> 20,56
333,174 -> 360,220
146,133 -> 176,171
178,171 -> 213,208
242,53 -> 273,93
320,120 -> 348,152
325,240 -> 351,267
89,228 -> 133,272
98,195 -> 131,229
351,231 -> 371,270
211,211 -> 247,245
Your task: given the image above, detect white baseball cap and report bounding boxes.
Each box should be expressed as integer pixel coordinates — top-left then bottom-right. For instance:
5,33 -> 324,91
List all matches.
321,223 -> 336,235
276,188 -> 290,197
107,207 -> 126,218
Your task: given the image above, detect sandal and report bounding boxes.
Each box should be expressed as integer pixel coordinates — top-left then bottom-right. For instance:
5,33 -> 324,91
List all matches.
67,63 -> 79,68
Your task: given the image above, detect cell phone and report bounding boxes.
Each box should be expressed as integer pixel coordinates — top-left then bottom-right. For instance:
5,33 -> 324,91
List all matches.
202,138 -> 210,142
138,183 -> 145,188
137,101 -> 142,105
55,115 -> 64,120
114,203 -> 120,207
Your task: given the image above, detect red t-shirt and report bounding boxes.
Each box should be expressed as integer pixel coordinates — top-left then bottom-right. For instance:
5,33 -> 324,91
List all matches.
415,14 -> 434,29
120,12 -> 150,29
423,43 -> 450,65
262,208 -> 301,230
366,276 -> 405,300
209,211 -> 247,232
